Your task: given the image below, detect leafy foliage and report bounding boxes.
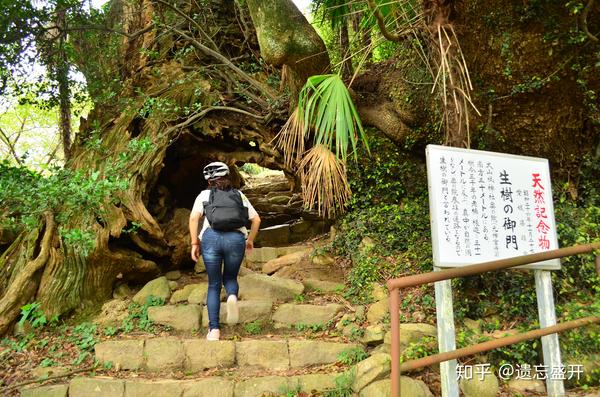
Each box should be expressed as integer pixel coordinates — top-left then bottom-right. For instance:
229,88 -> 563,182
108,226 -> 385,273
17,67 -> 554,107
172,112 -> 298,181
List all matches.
337,346 -> 368,365
299,74 -> 368,161
0,161 -> 126,224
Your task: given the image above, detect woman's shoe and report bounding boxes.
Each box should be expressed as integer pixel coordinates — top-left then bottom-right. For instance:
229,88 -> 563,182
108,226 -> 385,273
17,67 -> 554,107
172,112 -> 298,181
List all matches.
226,295 -> 239,325
206,328 -> 220,341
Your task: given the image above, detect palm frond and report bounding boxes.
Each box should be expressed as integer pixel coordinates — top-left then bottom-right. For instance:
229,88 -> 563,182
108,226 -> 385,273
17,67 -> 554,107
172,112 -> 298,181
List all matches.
298,74 -> 369,162
299,144 -> 351,219
272,106 -> 307,169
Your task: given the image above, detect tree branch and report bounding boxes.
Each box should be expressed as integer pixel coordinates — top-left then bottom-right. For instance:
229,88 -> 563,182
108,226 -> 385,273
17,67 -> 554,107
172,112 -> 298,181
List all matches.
0,126 -> 23,166
167,26 -> 279,102
2,366 -> 95,393
366,0 -> 413,42
154,0 -> 219,51
581,0 -> 598,42
166,105 -> 267,135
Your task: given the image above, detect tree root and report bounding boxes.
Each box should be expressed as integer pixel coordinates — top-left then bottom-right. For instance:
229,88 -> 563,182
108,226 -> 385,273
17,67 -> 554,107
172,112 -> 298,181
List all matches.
0,212 -> 55,336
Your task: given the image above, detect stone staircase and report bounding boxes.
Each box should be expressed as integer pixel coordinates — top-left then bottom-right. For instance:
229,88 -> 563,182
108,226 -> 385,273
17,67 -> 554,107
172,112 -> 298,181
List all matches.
17,244 -> 436,397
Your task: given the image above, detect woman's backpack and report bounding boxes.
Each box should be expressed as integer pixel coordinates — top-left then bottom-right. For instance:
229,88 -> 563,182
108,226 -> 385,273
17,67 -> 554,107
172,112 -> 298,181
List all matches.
203,188 -> 249,231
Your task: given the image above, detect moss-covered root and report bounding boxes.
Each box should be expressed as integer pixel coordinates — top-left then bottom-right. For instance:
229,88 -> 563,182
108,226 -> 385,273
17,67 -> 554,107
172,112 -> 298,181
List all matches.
245,0 -> 330,96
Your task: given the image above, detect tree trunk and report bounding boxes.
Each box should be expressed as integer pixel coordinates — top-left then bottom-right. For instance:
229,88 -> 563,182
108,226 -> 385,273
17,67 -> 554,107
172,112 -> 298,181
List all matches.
56,7 -> 71,161
0,0 -> 329,335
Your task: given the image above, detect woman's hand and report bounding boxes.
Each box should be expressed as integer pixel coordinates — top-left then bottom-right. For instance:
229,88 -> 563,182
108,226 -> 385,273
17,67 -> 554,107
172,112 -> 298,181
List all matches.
191,244 -> 200,261
246,239 -> 254,252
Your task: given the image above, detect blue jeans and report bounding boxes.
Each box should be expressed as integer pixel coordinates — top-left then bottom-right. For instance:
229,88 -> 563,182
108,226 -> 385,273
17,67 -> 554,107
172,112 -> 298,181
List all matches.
201,228 -> 246,330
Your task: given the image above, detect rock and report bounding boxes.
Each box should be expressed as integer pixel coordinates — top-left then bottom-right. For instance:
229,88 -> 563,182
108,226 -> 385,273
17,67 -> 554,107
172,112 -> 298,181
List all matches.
412,310 -> 426,323
288,373 -> 338,393
268,195 -> 290,205
31,366 -> 69,379
170,284 -> 201,304
508,379 -> 546,394
238,273 -> 304,301
187,284 -> 208,304
361,325 -> 385,345
289,340 -> 359,367
354,306 -> 366,320
353,353 -> 391,392
460,372 -> 499,397
234,376 -> 289,397
370,283 -> 388,301
238,266 -> 254,276
384,323 -> 438,346
95,340 -> 144,370
69,377 -> 124,397
255,224 -> 291,247
303,278 -> 344,293
201,300 -> 272,326
168,281 -> 178,290
93,299 -> 130,327
145,337 -> 185,371
262,250 -> 309,274
289,220 -> 329,243
371,344 -> 391,355
194,256 -> 205,273
165,270 -> 181,280
359,237 -> 376,254
182,378 -> 234,397
147,305 -> 201,331
112,284 -> 132,300
463,318 -> 482,333
235,340 -> 289,370
273,303 -> 343,328
487,329 -> 519,339
124,379 -> 184,397
183,340 -> 236,371
311,253 -> 335,266
367,299 -> 389,324
132,277 -> 171,305
20,384 -> 68,397
359,377 -> 433,397
246,247 -> 279,263
277,245 -> 311,256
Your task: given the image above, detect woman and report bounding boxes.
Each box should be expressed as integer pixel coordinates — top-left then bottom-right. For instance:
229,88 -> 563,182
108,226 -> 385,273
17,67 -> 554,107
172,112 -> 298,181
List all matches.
189,162 -> 261,341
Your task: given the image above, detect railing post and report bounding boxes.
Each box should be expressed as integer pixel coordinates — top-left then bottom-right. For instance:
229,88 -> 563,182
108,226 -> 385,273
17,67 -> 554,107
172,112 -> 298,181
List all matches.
534,270 -> 565,396
434,274 -> 459,397
595,254 -> 600,277
390,287 -> 400,397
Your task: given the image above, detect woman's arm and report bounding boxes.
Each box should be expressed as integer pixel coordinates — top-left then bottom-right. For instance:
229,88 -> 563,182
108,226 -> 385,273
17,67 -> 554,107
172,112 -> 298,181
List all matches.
189,211 -> 202,261
246,215 -> 261,251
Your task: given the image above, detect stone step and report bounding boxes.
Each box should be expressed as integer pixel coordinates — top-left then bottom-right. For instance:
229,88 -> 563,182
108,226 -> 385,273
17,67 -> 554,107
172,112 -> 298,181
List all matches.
20,351 -> 418,397
94,337 -> 359,373
20,373 -> 345,397
272,303 -> 344,328
146,300 -> 274,331
200,300 -> 272,327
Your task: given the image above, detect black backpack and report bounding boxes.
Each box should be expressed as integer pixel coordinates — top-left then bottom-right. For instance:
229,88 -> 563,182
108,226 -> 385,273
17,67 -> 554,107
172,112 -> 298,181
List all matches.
203,188 -> 249,231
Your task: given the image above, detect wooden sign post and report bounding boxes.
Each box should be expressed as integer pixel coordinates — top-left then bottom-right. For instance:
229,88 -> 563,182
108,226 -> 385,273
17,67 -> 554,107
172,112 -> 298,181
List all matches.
426,145 -> 564,397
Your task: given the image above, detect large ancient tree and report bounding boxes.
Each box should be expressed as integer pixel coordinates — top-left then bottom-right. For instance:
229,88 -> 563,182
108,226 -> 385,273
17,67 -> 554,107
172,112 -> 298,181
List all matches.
0,0 -> 598,335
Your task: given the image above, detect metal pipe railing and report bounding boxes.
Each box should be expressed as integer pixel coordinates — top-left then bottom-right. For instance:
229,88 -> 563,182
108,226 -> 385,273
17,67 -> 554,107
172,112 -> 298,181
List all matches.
387,242 -> 600,397
400,316 -> 599,372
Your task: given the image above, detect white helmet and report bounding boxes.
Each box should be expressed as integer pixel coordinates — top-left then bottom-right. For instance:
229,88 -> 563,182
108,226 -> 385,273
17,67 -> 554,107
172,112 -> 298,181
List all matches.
203,161 -> 229,180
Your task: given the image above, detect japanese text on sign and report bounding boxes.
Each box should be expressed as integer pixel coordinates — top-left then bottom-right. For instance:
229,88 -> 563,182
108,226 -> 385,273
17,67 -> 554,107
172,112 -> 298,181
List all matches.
426,145 -> 560,269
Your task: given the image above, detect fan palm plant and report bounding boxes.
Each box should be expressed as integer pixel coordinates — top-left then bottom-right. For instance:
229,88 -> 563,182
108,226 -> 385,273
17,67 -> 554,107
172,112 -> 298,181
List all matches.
274,73 -> 369,218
